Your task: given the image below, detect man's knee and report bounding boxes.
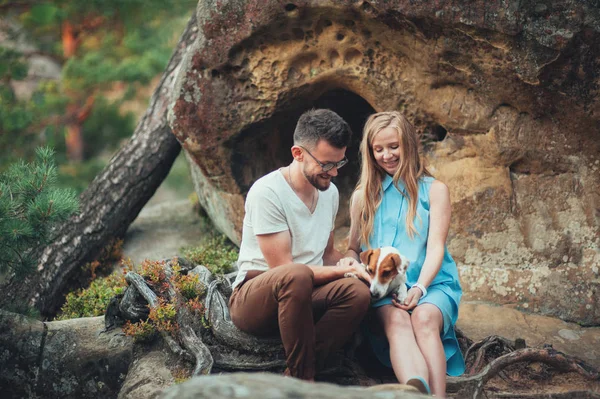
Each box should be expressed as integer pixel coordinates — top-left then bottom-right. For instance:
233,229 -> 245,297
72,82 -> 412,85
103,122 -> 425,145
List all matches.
277,263 -> 314,298
352,280 -> 371,313
338,278 -> 371,313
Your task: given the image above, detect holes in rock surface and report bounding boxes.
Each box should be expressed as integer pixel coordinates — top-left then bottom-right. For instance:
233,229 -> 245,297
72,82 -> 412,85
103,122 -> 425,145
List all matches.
292,27 -> 304,40
336,32 -> 346,41
429,124 -> 448,141
230,89 -> 375,227
422,124 -> 448,150
344,48 -> 362,64
361,1 -> 374,13
329,50 -> 340,67
284,3 -> 297,12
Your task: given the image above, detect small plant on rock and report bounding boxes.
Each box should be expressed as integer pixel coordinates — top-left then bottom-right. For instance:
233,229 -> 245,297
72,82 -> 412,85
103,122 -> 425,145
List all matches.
183,234 -> 238,275
173,272 -> 205,300
139,259 -> 169,294
149,298 -> 178,334
56,272 -> 127,320
123,319 -> 158,343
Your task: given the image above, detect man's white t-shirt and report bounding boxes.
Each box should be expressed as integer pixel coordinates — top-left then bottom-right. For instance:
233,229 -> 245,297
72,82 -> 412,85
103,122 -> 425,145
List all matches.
232,169 -> 339,288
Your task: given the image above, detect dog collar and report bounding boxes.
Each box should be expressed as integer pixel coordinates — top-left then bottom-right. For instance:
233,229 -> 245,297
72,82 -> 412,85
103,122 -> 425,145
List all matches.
411,283 -> 428,298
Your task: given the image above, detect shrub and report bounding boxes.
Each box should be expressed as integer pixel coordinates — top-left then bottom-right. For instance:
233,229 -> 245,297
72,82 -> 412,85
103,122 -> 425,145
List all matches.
56,272 -> 126,320
182,235 -> 238,275
138,259 -> 169,294
123,319 -> 157,343
149,298 -> 178,334
173,272 -> 205,300
0,147 -> 78,277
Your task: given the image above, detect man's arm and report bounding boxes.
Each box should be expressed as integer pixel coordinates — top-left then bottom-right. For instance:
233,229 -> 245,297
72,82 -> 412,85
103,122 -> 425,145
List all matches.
322,231 -> 344,265
256,230 -> 370,286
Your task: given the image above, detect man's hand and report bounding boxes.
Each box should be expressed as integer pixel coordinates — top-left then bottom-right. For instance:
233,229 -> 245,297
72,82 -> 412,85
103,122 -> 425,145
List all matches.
338,262 -> 372,284
336,256 -> 359,268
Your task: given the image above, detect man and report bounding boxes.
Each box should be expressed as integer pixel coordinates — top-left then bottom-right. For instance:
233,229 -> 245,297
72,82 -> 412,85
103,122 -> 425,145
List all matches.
229,109 -> 371,380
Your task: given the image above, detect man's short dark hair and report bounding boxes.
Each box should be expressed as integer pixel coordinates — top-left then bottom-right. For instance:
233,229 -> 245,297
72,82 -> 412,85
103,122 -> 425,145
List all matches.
294,109 -> 352,149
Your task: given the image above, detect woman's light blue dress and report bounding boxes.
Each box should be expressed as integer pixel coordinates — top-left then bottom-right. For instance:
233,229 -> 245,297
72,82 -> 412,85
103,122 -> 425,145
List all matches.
363,174 -> 465,376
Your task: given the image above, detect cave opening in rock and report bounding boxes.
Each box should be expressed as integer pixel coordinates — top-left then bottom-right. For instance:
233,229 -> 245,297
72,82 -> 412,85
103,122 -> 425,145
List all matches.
230,88 -> 375,228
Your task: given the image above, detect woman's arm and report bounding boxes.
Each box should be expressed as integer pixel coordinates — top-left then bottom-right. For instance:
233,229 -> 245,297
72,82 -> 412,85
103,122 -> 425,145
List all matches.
395,180 -> 450,309
339,191 -> 363,265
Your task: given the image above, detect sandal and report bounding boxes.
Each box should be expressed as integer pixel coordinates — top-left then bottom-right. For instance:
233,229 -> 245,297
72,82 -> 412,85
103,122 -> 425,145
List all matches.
406,376 -> 431,394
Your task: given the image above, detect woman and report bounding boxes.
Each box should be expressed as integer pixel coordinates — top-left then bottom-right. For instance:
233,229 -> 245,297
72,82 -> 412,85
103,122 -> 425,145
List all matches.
339,111 -> 465,396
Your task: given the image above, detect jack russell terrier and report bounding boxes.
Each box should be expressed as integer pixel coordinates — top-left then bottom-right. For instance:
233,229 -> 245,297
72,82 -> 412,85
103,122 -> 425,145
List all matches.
346,246 -> 410,303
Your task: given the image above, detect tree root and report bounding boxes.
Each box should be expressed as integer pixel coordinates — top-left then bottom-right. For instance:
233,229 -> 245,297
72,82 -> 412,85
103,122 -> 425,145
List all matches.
191,265 -> 283,355
114,261 -> 600,396
448,346 -> 600,397
124,271 -> 213,375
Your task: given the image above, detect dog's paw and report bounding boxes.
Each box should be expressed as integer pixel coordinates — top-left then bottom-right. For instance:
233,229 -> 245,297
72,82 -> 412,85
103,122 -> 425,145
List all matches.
344,272 -> 359,279
395,284 -> 408,303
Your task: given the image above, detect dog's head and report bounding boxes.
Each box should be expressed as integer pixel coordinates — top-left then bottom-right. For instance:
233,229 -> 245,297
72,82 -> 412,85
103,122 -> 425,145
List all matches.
360,246 -> 409,300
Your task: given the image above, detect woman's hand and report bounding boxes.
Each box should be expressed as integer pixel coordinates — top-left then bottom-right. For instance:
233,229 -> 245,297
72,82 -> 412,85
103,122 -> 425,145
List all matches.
392,287 -> 422,311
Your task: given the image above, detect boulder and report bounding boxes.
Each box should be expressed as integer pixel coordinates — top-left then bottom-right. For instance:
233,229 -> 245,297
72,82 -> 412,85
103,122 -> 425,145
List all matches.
0,310 -> 132,398
169,1 -> 599,325
160,372 -> 424,399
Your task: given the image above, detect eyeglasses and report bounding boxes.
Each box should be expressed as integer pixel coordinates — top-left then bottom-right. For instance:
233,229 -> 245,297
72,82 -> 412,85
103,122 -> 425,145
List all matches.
299,146 -> 348,172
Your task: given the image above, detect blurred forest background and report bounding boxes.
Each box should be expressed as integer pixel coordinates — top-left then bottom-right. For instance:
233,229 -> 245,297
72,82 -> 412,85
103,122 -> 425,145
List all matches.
0,0 -> 196,193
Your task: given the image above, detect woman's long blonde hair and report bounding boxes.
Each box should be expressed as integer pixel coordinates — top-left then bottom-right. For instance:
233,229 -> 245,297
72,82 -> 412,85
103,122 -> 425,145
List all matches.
355,111 -> 431,247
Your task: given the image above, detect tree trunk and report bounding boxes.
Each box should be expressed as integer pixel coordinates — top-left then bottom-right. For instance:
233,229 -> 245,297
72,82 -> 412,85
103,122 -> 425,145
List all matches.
0,13 -> 199,318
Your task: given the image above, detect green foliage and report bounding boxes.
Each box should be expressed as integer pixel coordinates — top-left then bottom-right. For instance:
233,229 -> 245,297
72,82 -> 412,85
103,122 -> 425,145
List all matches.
123,319 -> 158,343
1,0 -> 195,191
55,272 -> 126,320
149,298 -> 178,334
0,147 -> 78,277
0,47 -> 28,81
80,96 -> 135,159
183,235 -> 239,275
174,273 -> 205,300
55,157 -> 107,194
139,259 -> 168,288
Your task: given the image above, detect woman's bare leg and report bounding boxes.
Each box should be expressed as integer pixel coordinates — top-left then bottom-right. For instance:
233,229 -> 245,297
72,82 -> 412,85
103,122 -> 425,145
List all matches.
412,304 -> 446,397
377,305 -> 429,384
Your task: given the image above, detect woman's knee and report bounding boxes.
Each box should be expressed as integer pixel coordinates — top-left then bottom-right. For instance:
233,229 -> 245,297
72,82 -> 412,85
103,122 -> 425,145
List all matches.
382,307 -> 413,335
411,305 -> 443,335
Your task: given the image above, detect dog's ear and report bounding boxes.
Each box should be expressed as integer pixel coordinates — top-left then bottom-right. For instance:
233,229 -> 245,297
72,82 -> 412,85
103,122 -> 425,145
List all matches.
359,249 -> 374,266
399,255 -> 409,273
390,254 -> 408,273
390,253 -> 401,271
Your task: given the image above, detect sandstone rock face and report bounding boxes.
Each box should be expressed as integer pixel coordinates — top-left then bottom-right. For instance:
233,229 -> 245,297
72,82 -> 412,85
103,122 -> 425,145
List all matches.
0,311 -> 132,398
457,301 -> 600,370
169,1 -> 600,324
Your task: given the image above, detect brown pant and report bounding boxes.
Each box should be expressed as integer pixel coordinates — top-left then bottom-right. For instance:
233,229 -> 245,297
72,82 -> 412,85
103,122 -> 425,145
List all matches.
229,263 -> 371,380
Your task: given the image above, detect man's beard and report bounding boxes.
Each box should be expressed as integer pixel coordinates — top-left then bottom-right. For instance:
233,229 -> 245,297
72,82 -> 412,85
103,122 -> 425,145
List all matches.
304,169 -> 331,191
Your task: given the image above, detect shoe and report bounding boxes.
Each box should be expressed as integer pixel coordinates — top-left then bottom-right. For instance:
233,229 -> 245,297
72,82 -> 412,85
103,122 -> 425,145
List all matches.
406,376 -> 431,394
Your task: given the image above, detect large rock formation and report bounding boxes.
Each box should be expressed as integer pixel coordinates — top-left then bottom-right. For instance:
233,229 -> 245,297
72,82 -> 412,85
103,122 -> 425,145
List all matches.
169,1 -> 600,325
0,311 -> 132,398
160,373 -> 423,399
